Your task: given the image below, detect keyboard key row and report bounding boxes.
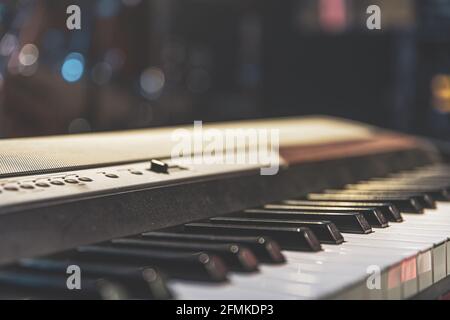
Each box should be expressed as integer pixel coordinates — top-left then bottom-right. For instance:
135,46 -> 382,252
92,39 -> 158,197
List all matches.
0,163 -> 448,299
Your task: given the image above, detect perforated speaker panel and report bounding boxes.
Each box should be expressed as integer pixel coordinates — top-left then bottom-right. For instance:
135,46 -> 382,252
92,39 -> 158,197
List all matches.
0,116 -> 375,178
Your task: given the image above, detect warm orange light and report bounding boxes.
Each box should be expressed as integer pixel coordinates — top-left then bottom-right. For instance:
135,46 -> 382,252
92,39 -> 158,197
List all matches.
431,74 -> 450,113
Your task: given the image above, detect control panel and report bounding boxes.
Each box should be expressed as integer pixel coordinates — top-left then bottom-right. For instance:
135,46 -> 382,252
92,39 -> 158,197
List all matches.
0,158 -> 265,213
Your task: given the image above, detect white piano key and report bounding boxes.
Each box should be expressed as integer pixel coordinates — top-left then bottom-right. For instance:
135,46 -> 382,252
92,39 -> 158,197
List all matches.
169,280 -> 299,300
285,245 -> 419,299
344,234 -> 445,285
356,230 -> 448,282
228,273 -> 350,299
232,259 -> 392,299
169,199 -> 450,300
417,250 -> 433,291
263,255 -> 401,299
386,263 -> 402,300
259,245 -> 414,299
340,238 -> 436,297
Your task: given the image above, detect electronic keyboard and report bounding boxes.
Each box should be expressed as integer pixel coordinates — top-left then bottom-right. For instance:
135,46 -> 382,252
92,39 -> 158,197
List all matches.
0,116 -> 449,300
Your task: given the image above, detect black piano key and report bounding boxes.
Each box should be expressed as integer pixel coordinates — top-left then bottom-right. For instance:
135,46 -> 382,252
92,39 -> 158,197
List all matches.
393,165 -> 450,173
373,180 -> 450,186
71,246 -> 228,283
368,177 -> 450,185
281,200 -> 403,222
209,216 -> 344,244
381,189 -> 447,202
241,209 -> 372,234
110,238 -> 259,273
140,232 -> 285,264
410,177 -> 450,182
344,185 -> 450,201
264,204 -> 388,228
306,193 -> 424,213
183,223 -> 322,252
322,190 -> 436,209
18,258 -> 173,300
379,181 -> 450,188
0,269 -> 130,300
347,181 -> 450,189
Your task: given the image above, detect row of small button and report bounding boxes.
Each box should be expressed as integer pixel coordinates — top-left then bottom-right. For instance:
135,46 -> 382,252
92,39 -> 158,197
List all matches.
0,161 -> 181,197
0,177 -> 93,193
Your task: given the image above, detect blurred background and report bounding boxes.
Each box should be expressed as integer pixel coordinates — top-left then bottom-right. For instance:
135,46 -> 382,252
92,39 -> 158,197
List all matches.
0,0 -> 449,140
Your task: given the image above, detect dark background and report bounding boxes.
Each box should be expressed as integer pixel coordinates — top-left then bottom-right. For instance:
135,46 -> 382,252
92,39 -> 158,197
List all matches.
0,0 -> 449,140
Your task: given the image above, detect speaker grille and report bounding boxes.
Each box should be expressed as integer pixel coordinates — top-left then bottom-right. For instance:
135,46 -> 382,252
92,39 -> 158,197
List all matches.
0,130 -> 175,177
0,117 -> 376,178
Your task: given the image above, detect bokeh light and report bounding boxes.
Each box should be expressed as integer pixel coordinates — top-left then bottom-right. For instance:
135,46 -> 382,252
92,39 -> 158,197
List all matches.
61,52 -> 85,83
0,33 -> 18,56
18,44 -> 39,67
97,0 -> 121,18
140,67 -> 165,99
431,74 -> 450,113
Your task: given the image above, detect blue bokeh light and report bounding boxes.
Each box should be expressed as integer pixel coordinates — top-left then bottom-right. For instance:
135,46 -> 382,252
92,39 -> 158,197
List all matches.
97,0 -> 121,18
61,52 -> 85,83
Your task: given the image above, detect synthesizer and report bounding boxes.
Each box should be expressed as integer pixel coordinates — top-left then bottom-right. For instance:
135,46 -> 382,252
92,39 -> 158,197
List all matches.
0,116 -> 448,299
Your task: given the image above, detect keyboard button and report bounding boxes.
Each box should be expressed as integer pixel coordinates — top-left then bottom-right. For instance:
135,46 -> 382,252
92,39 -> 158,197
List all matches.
20,184 -> 35,190
64,179 -> 79,184
149,159 -> 169,174
50,180 -> 65,186
4,185 -> 19,191
35,182 -> 50,188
